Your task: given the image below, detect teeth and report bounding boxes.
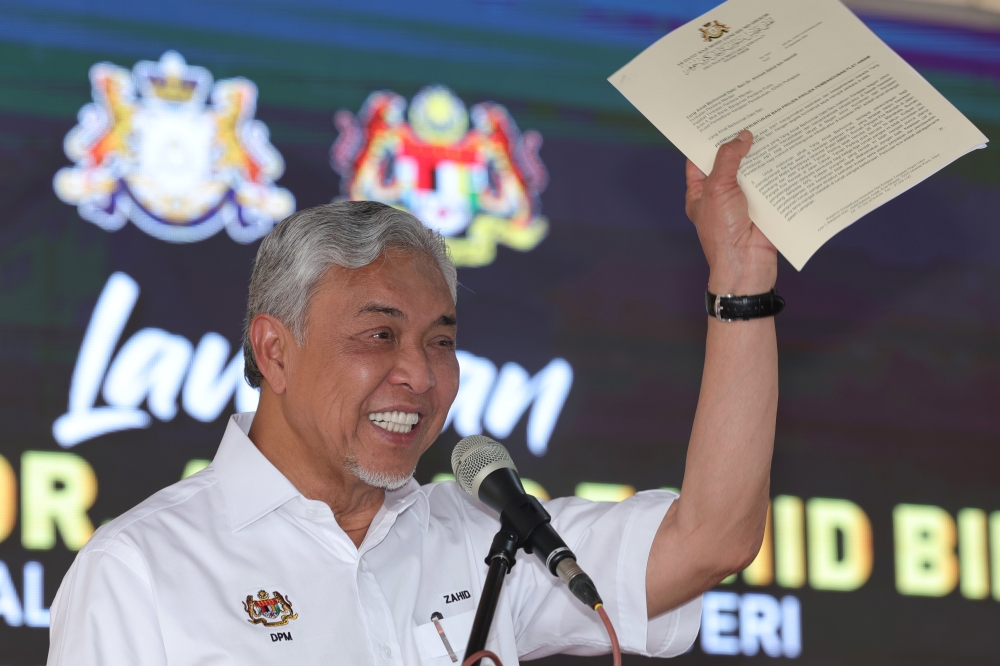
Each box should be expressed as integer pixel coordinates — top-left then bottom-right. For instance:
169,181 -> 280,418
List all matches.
368,410 -> 419,433
368,411 -> 419,424
371,421 -> 413,434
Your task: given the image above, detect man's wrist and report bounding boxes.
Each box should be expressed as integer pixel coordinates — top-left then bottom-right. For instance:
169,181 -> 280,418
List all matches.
707,269 -> 776,296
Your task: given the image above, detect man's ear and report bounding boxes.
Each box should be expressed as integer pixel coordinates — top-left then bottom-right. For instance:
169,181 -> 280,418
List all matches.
249,314 -> 293,395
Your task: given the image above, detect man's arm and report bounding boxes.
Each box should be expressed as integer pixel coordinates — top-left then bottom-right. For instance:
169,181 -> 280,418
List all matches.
48,545 -> 168,666
646,130 -> 779,617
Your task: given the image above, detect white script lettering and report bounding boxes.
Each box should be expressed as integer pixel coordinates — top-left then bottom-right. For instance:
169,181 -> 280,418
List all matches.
53,273 -> 573,455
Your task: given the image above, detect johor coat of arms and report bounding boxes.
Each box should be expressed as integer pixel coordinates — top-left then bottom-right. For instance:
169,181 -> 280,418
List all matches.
332,85 -> 549,267
54,51 -> 294,244
243,589 -> 299,627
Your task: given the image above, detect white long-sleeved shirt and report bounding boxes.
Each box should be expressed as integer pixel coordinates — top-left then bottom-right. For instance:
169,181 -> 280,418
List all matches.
48,413 -> 701,665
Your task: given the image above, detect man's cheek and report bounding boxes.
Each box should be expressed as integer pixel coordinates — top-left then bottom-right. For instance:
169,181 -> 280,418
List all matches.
440,357 -> 460,398
344,354 -> 394,391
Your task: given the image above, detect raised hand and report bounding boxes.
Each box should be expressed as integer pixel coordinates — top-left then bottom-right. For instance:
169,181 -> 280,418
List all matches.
684,130 -> 778,296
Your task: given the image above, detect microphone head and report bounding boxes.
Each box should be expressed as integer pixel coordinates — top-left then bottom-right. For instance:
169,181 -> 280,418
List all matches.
451,435 -> 517,498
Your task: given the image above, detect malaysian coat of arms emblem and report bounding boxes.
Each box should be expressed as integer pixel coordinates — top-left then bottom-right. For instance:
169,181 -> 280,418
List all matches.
243,589 -> 299,627
700,21 -> 731,41
332,85 -> 549,267
54,51 -> 294,244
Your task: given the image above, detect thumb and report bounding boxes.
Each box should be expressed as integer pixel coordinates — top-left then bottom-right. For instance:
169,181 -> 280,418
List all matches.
708,130 -> 753,189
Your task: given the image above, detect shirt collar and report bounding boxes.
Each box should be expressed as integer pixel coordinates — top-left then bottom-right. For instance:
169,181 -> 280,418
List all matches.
383,477 -> 430,533
214,413 -> 301,533
213,413 -> 430,533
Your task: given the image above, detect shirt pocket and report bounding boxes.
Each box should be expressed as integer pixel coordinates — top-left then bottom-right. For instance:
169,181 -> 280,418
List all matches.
414,610 -> 476,665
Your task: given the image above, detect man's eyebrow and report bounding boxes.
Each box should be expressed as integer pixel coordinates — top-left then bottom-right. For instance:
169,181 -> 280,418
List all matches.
357,302 -> 405,319
356,304 -> 455,327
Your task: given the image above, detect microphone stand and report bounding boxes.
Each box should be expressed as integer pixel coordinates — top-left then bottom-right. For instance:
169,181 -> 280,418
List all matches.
464,523 -> 520,666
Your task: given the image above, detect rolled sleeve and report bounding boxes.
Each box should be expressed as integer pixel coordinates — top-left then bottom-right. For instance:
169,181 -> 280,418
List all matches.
616,490 -> 702,657
509,489 -> 701,660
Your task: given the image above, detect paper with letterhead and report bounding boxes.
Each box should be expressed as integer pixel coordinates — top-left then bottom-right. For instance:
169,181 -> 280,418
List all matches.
609,0 -> 988,270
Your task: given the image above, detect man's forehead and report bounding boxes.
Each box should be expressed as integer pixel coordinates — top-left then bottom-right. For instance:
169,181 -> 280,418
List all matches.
320,258 -> 455,321
331,251 -> 444,287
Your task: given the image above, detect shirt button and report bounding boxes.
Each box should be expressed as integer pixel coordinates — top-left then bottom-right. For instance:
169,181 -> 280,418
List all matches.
380,645 -> 392,659
307,508 -> 316,516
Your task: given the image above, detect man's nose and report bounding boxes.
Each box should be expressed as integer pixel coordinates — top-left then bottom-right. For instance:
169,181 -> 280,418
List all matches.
389,343 -> 436,394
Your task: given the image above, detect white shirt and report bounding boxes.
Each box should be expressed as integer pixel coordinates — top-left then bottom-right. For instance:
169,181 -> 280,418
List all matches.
48,413 -> 701,665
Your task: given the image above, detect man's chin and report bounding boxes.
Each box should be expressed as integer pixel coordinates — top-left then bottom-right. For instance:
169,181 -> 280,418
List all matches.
344,457 -> 415,491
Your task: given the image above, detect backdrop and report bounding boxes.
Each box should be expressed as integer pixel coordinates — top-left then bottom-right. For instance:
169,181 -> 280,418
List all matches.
1,1 -> 999,663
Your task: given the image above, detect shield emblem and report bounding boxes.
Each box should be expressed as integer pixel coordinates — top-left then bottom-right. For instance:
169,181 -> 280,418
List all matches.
332,84 -> 550,267
243,590 -> 299,627
700,21 -> 730,42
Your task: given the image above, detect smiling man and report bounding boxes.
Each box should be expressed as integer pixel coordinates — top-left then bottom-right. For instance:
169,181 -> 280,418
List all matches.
48,132 -> 778,665
242,209 -> 462,547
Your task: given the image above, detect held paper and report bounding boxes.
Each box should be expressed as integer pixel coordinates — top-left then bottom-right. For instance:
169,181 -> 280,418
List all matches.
609,0 -> 988,270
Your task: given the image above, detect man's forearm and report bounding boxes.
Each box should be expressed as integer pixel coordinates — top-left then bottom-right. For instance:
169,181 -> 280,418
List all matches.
683,315 -> 777,564
646,316 -> 777,616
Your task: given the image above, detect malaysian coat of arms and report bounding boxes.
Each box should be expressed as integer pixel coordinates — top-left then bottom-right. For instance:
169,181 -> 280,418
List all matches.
332,85 -> 549,267
54,51 -> 294,244
243,589 -> 299,627
700,20 -> 731,41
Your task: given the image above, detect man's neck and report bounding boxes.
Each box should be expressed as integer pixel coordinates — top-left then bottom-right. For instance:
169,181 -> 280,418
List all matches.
247,394 -> 384,549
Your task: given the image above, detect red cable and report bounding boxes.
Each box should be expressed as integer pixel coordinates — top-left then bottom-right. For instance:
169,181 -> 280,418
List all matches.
462,649 -> 502,666
459,604 -> 621,666
596,604 -> 623,666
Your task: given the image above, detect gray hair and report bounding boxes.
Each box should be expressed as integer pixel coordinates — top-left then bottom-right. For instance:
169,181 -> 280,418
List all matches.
242,201 -> 457,388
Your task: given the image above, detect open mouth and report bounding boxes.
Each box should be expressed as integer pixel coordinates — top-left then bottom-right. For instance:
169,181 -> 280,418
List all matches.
368,411 -> 419,434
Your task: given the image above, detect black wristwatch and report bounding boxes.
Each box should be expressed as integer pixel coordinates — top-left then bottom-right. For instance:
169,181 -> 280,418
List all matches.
706,288 -> 785,321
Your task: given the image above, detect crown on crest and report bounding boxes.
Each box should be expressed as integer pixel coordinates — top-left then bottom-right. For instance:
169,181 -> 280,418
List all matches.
134,51 -> 212,105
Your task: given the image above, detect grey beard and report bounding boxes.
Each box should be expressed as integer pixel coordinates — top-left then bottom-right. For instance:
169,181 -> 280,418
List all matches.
344,456 -> 415,491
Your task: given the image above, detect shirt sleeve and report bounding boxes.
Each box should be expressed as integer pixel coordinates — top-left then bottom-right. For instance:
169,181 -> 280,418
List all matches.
48,537 -> 168,666
506,490 -> 702,660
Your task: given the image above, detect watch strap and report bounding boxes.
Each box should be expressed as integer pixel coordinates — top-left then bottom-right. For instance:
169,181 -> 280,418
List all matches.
706,288 -> 785,321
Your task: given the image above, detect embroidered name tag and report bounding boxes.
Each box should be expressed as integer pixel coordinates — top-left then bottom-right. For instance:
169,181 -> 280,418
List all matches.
443,590 -> 472,604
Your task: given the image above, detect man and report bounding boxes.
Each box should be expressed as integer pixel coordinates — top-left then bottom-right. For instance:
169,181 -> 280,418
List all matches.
48,131 -> 777,664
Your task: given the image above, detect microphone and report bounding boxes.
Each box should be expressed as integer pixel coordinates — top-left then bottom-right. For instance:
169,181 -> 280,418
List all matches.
451,435 -> 602,609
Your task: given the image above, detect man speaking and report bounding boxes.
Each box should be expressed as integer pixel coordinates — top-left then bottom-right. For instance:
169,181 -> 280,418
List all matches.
47,130 -> 777,664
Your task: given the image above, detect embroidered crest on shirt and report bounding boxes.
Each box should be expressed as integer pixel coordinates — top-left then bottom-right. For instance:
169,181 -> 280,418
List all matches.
243,590 -> 299,627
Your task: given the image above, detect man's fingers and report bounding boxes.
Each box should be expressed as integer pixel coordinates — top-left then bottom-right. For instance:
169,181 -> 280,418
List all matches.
685,159 -> 706,186
707,130 -> 753,191
685,159 -> 706,211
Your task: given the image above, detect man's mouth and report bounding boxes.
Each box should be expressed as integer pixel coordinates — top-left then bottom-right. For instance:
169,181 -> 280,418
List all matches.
368,411 -> 420,434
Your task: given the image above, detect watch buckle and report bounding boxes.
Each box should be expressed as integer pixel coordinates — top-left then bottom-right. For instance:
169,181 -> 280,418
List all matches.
715,294 -> 735,322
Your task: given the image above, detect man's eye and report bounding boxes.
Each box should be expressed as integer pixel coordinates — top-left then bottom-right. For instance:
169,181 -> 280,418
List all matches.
373,331 -> 392,340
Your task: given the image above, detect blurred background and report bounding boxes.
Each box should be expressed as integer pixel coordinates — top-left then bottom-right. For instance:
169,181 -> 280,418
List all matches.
1,0 -> 999,663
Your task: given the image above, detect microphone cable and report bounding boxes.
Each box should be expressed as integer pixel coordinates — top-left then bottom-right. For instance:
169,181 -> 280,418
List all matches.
459,603 -> 622,666
461,650 -> 501,666
595,604 -> 622,666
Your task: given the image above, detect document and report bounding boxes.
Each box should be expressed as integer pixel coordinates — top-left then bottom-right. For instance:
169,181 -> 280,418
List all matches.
609,0 -> 988,270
